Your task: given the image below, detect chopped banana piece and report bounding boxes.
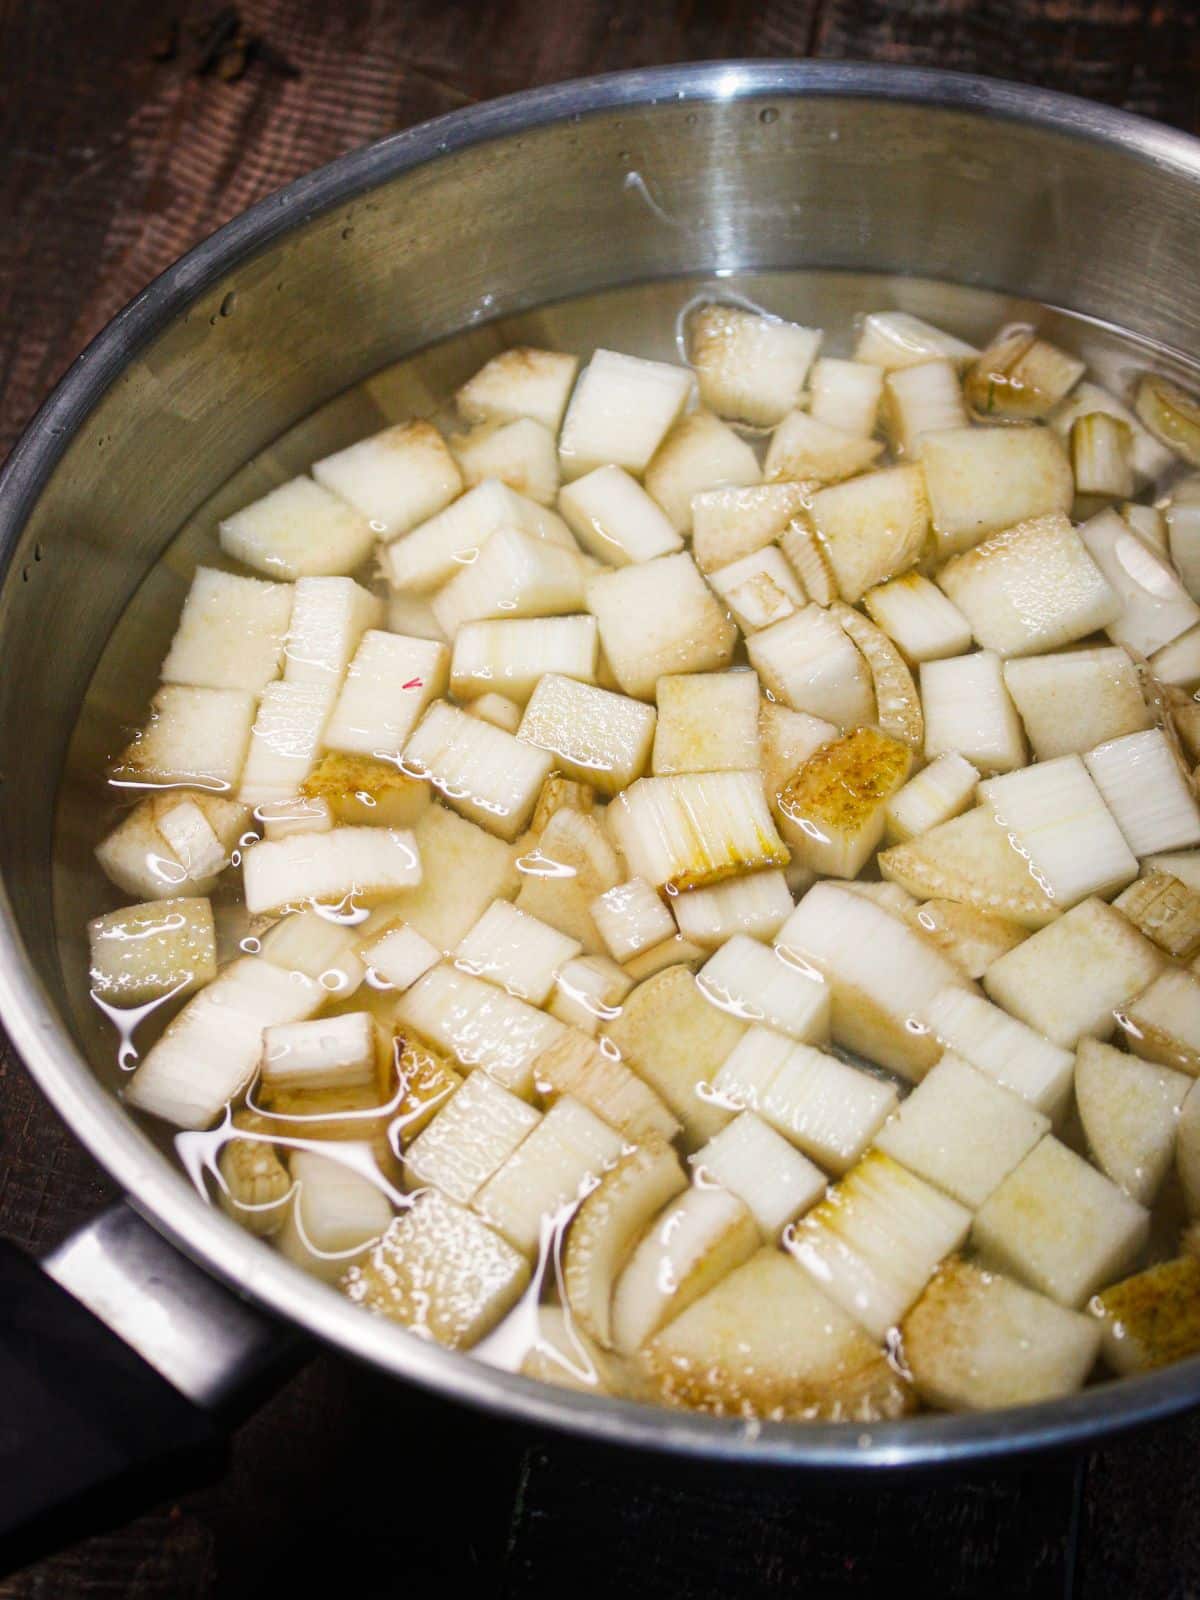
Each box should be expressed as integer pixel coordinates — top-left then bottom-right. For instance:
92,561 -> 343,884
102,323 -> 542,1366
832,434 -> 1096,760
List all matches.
242,826 -> 421,915
238,681 -> 336,808
779,517 -> 839,605
645,1248 -> 914,1421
313,419 -> 461,537
161,566 -> 292,693
775,882 -> 965,1080
319,630 -> 449,764
403,701 -> 553,841
372,802 -> 518,954
456,345 -> 579,433
1091,1256 -> 1200,1374
261,1012 -> 378,1095
112,684 -> 257,793
885,752 -> 980,844
1072,412 -> 1135,500
217,1134 -> 293,1237
474,1094 -> 624,1255
829,604 -> 924,751
759,701 -> 838,821
259,796 -> 335,841
532,1026 -> 679,1142
937,513 -> 1120,659
809,357 -> 884,438
392,1038 -> 462,1145
219,476 -> 377,579
278,1150 -> 394,1283
708,547 -> 805,634
747,605 -> 876,730
300,751 -> 430,829
1085,729 -> 1200,858
918,426 -> 1073,559
343,1189 -> 529,1349
454,899 -> 581,1005
643,410 -> 761,533
87,897 -> 216,1006
765,411 -> 884,485
530,775 -> 595,836
514,807 -> 623,953
585,552 -> 737,700
777,727 -> 911,877
651,671 -> 759,775
1050,379 -> 1175,484
698,934 -> 831,1043
432,525 -> 585,637
558,463 -> 683,566
362,920 -> 440,993
1115,872 -> 1200,960
876,1051 -> 1049,1209
563,1138 -> 688,1347
591,878 -> 675,963
984,897 -> 1163,1049
402,1065 -> 540,1202
519,672 -> 656,795
610,1183 -> 759,1354
398,964 -> 562,1097
558,348 -> 692,479
806,464 -> 929,604
1134,374 -> 1200,469
1079,508 -> 1200,657
259,908 -> 364,995
688,304 -> 821,427
1121,968 -> 1200,1075
671,870 -> 794,950
450,615 -> 598,705
1074,1037 -> 1190,1204
606,965 -> 747,1148
921,985 -> 1074,1118
788,1151 -> 971,1341
972,1136 -> 1149,1308
691,482 -> 813,574
450,416 -> 560,506
715,1033 -> 898,1176
979,756 -> 1137,909
386,478 -> 573,593
548,954 -> 634,1037
1002,646 -> 1151,763
907,899 -> 1028,980
964,325 -> 1085,421
883,359 -> 967,455
124,957 -> 321,1130
902,1258 -> 1099,1410
691,1113 -> 827,1238
1150,623 -> 1200,689
854,311 -> 978,371
864,572 -> 973,664
608,770 -> 788,893
920,652 -> 1027,774
878,804 -> 1058,929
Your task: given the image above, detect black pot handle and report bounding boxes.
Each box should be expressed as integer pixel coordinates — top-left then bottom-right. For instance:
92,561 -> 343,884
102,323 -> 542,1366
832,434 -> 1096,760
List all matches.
0,1203 -> 301,1577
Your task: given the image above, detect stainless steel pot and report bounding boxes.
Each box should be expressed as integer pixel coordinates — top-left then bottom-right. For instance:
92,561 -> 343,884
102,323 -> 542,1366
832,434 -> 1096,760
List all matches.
4,63 -> 1200,1535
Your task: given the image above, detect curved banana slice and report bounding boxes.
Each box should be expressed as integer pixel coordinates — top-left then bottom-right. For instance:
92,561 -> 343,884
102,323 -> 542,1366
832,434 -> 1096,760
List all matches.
563,1138 -> 687,1349
830,602 -> 924,751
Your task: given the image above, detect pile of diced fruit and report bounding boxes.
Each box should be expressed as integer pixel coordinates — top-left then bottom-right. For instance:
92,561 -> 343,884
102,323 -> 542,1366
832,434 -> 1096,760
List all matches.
87,302 -> 1200,1421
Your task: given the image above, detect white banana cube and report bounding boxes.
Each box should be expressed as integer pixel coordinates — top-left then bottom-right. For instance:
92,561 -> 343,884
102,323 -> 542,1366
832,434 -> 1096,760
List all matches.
450,615 -> 598,704
518,673 -> 656,794
920,651 -> 1027,774
918,426 -> 1073,558
1084,729 -> 1200,857
161,566 -> 293,693
1002,647 -> 1151,762
983,897 -> 1163,1049
455,345 -> 579,433
372,801 -> 519,953
1074,1036 -> 1190,1204
643,410 -> 761,533
283,576 -> 382,687
238,681 -> 336,807
651,671 -> 760,775
402,1066 -> 541,1202
688,303 -> 821,427
607,770 -> 788,893
691,1113 -> 827,1238
558,348 -> 693,479
403,701 -> 552,841
399,963 -> 563,1097
690,482 -> 811,574
431,525 -> 585,637
242,825 -> 420,915
313,419 -> 461,537
385,477 -> 574,593
807,464 -> 930,604
219,475 -> 376,579
972,1136 -> 1149,1307
113,685 -> 257,792
863,573 -> 973,663
585,552 -> 737,700
747,605 -> 876,730
454,898 -> 581,1005
87,897 -> 217,1006
450,416 -> 560,506
671,870 -> 794,950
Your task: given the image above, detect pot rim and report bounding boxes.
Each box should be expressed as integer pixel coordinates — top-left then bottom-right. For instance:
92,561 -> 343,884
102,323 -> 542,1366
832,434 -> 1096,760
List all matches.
4,60 -> 1200,1467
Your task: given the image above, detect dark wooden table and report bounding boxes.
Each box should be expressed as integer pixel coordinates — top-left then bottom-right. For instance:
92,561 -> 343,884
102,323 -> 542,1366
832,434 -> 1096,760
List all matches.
4,2 -> 1200,1594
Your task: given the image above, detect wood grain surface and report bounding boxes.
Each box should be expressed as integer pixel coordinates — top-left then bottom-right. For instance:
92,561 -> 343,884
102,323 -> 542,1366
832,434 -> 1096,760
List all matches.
3,1 -> 1200,1594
